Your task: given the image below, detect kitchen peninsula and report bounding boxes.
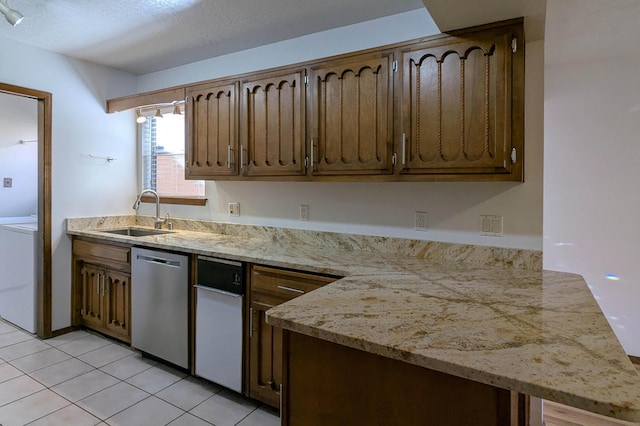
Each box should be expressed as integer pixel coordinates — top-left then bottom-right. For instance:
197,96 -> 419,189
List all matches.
67,216 -> 640,424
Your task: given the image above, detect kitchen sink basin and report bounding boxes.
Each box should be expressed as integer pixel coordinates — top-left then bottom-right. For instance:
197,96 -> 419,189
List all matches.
98,227 -> 174,237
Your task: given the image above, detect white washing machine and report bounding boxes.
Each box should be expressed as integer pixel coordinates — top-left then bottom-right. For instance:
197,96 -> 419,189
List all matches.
0,221 -> 38,333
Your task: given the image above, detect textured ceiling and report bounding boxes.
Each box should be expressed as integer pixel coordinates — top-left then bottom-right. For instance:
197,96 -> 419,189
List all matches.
0,0 -> 425,75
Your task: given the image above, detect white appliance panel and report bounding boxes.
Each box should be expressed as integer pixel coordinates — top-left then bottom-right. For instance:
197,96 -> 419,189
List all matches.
0,222 -> 37,333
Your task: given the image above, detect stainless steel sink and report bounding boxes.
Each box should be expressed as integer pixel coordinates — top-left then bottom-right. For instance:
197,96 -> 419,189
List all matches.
98,227 -> 174,237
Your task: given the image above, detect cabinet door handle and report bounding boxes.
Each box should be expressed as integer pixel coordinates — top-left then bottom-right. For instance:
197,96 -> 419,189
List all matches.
240,144 -> 245,170
277,285 -> 305,295
279,383 -> 283,416
310,139 -> 314,171
249,307 -> 254,338
401,133 -> 406,165
227,145 -> 232,169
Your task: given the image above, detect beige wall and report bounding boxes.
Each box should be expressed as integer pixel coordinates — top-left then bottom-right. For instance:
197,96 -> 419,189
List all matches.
135,11 -> 544,250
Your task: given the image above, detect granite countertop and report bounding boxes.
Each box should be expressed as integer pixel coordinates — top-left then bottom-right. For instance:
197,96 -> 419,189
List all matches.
66,216 -> 640,422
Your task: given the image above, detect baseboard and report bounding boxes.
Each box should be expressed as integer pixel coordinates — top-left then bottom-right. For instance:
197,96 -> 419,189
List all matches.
49,325 -> 78,338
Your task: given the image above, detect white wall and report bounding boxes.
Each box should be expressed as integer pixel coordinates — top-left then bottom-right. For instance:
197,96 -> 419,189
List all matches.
544,0 -> 640,355
137,10 -> 544,250
0,38 -> 138,331
0,93 -> 37,217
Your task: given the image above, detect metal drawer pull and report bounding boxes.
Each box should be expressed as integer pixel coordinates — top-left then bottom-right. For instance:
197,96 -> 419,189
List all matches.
277,285 -> 305,294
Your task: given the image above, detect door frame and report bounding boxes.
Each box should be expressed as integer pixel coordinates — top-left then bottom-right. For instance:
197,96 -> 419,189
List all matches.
0,82 -> 52,339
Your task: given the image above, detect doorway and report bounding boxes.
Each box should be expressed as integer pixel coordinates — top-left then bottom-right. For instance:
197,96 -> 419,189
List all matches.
0,82 -> 52,339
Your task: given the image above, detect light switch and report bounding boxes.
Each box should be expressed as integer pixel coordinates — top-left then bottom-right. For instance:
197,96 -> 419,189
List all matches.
228,203 -> 240,217
480,215 -> 503,237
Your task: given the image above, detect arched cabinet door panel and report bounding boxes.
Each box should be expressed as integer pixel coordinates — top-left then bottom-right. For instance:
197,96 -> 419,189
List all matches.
397,21 -> 524,180
240,69 -> 306,177
186,81 -> 239,178
307,51 -> 395,176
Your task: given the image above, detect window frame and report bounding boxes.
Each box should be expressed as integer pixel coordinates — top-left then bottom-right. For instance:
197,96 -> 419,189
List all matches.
136,108 -> 207,206
139,194 -> 207,206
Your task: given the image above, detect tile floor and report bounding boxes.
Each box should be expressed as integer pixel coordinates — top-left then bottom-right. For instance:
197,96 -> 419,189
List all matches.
0,319 -> 279,426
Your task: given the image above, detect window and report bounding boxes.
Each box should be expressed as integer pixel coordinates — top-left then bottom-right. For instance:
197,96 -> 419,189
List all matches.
138,106 -> 205,201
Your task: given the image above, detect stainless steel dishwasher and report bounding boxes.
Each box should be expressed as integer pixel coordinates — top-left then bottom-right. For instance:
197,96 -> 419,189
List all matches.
195,256 -> 245,392
131,247 -> 189,369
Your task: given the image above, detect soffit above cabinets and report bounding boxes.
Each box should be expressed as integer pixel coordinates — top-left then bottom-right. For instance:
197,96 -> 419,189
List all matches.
545,0 -> 640,65
421,0 -> 546,41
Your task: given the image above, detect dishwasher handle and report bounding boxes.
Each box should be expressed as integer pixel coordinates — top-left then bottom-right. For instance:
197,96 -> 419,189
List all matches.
136,254 -> 182,268
194,284 -> 243,298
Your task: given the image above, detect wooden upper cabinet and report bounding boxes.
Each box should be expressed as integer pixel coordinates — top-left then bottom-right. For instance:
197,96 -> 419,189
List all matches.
397,21 -> 524,180
308,51 -> 394,176
185,81 -> 239,178
117,19 -> 524,183
240,69 -> 306,177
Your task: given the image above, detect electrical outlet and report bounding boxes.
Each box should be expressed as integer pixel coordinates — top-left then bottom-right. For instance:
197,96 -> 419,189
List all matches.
3,178 -> 12,188
300,205 -> 309,221
480,215 -> 503,237
228,202 -> 240,217
415,211 -> 428,231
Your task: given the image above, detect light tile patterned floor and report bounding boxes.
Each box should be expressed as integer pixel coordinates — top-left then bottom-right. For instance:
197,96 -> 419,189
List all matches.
0,319 -> 279,426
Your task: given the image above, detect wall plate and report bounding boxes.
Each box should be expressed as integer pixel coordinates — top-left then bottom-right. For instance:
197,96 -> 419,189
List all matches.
228,203 -> 240,217
415,211 -> 428,231
300,205 -> 309,221
480,215 -> 503,237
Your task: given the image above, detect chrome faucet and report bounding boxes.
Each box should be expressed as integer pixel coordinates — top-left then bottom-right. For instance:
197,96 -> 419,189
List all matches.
133,189 -> 165,229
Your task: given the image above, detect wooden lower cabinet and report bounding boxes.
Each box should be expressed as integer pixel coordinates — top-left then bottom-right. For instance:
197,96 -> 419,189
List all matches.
282,331 -> 528,426
103,269 -> 130,341
247,265 -> 337,407
248,295 -> 285,407
80,264 -> 105,331
73,238 -> 131,343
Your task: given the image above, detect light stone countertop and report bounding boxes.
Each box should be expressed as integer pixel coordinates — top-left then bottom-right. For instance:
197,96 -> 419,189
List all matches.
66,216 -> 640,422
